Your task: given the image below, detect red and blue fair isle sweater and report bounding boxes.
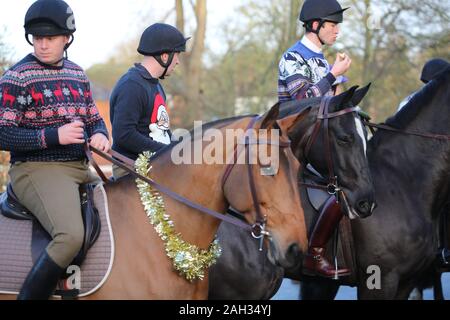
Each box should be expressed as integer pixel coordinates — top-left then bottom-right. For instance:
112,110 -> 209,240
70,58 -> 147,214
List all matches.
0,54 -> 108,163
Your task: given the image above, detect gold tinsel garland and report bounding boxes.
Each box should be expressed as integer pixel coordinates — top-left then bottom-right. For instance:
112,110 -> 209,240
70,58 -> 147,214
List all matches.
135,151 -> 222,282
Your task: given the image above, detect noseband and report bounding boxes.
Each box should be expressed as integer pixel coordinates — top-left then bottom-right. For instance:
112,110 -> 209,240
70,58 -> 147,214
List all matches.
221,116 -> 291,249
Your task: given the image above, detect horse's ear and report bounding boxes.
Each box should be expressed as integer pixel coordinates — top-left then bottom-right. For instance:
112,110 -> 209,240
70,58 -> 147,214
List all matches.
351,83 -> 371,106
260,103 -> 280,129
277,106 -> 311,134
333,85 -> 359,110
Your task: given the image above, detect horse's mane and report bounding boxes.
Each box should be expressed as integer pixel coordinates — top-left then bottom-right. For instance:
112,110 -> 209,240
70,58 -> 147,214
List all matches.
149,114 -> 253,161
279,96 -> 322,118
384,66 -> 450,130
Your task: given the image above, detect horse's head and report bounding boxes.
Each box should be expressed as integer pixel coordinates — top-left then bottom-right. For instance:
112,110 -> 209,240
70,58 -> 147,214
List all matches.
284,85 -> 376,219
223,104 -> 308,269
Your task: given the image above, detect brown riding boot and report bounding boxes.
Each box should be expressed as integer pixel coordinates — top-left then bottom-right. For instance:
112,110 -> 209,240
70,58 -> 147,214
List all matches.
303,196 -> 350,278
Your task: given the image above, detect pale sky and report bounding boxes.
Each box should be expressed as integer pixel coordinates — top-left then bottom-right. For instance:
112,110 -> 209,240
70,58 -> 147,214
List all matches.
0,0 -> 242,70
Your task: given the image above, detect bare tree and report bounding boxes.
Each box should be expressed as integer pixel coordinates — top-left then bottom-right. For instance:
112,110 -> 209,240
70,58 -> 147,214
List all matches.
286,0 -> 304,49
341,0 -> 450,118
172,0 -> 207,127
85,0 -> 449,125
199,0 -> 305,117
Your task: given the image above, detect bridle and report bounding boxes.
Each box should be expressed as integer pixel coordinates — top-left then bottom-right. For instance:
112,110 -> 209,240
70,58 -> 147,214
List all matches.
221,116 -> 291,249
86,115 -> 292,250
293,95 -> 450,215
297,96 -> 361,201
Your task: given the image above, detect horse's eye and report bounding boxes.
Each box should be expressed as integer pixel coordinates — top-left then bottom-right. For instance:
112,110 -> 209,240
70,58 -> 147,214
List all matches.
337,134 -> 354,145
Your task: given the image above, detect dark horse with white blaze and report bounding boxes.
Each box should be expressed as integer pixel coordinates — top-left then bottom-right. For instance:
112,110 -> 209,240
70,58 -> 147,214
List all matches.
298,67 -> 450,300
208,85 -> 376,299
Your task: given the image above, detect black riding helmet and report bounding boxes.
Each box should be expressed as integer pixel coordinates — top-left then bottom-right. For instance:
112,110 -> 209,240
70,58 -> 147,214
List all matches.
420,58 -> 450,83
137,23 -> 190,79
299,0 -> 349,44
24,0 -> 76,48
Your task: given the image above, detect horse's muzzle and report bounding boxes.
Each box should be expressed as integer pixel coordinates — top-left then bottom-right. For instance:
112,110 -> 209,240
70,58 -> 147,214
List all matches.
285,243 -> 304,268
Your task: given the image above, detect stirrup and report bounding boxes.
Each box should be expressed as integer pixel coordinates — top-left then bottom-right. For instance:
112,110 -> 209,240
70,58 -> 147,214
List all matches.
438,248 -> 450,266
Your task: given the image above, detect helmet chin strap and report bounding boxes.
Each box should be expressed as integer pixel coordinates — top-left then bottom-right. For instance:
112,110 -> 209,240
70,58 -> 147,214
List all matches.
53,56 -> 65,65
36,55 -> 64,66
154,52 -> 175,80
313,20 -> 326,46
26,34 -> 74,65
62,35 -> 74,62
25,33 -> 33,46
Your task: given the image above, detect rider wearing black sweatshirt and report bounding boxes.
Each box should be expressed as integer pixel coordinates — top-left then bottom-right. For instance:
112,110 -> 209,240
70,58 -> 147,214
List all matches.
110,23 -> 189,180
110,63 -> 170,161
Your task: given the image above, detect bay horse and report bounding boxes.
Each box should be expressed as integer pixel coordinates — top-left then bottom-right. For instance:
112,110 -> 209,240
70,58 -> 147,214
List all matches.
300,66 -> 450,299
208,85 -> 376,299
0,103 -> 309,300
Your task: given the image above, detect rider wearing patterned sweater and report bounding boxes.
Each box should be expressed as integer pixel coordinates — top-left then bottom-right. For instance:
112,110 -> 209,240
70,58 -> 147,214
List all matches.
0,54 -> 107,162
0,0 -> 109,299
278,0 -> 351,102
278,0 -> 353,278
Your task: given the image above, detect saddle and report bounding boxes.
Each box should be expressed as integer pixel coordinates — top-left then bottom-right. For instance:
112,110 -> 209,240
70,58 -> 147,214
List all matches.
302,165 -> 358,285
0,183 -> 101,267
303,164 -> 332,212
303,166 -> 450,283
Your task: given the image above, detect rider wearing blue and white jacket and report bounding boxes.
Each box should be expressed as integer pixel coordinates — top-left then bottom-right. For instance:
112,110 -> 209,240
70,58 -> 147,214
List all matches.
278,0 -> 353,279
278,0 -> 351,103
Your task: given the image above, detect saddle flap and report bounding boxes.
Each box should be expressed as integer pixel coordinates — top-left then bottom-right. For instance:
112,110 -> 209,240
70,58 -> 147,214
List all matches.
71,184 -> 102,266
20,184 -> 102,266
303,165 -> 329,212
306,186 -> 330,212
0,184 -> 32,220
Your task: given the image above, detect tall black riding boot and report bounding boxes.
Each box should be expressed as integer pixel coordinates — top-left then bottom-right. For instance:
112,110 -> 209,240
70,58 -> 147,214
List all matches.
302,196 -> 350,278
17,250 -> 64,300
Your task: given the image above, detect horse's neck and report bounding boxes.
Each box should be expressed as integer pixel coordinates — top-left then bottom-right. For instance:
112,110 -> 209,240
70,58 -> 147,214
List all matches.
150,154 -> 228,248
148,117 -> 251,248
368,102 -> 450,217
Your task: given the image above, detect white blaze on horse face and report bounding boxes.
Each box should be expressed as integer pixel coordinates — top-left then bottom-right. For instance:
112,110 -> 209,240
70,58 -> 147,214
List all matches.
354,116 -> 367,156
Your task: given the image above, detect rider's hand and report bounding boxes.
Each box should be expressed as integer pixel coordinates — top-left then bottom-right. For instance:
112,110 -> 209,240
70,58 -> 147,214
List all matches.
331,52 -> 352,78
58,120 -> 85,145
89,133 -> 110,153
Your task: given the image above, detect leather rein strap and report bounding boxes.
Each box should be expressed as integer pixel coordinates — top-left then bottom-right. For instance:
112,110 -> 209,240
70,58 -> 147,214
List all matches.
362,121 -> 450,141
299,96 -> 359,194
85,145 -> 254,232
84,143 -> 109,183
84,115 -> 290,237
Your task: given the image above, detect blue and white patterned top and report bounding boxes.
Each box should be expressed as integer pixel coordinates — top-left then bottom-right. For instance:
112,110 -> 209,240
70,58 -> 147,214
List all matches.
278,36 -> 347,102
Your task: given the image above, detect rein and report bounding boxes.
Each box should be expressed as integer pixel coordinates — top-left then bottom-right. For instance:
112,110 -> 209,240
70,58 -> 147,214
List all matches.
298,96 -> 360,196
86,145 -> 254,233
362,120 -> 450,141
84,116 -> 290,241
